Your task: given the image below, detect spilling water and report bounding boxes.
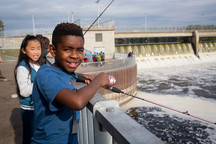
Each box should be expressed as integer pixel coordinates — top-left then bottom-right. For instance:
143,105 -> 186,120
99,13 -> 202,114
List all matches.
120,42 -> 216,143
116,42 -> 216,68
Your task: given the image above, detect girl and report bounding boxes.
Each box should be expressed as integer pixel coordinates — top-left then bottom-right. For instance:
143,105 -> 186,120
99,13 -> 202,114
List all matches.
14,35 -> 41,144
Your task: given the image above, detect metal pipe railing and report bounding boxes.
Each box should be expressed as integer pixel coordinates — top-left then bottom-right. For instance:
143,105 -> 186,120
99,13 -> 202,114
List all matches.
75,82 -> 164,144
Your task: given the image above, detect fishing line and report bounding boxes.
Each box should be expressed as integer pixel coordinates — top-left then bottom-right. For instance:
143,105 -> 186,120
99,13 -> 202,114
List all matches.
83,0 -> 114,35
77,76 -> 216,125
109,87 -> 216,125
76,0 -> 215,126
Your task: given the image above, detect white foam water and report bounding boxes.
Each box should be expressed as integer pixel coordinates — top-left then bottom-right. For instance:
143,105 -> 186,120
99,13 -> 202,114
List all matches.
136,53 -> 216,70
121,60 -> 216,143
121,91 -> 216,123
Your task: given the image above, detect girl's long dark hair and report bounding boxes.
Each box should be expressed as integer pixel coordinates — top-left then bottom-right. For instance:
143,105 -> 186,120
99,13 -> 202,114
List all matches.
14,35 -> 41,97
36,34 -> 50,65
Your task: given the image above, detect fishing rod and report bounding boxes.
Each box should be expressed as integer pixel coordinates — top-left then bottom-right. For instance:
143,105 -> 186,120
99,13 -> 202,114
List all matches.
83,0 -> 114,35
77,76 -> 216,125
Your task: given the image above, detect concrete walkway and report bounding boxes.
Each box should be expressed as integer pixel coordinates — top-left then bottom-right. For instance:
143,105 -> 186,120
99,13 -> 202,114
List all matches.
0,62 -> 22,144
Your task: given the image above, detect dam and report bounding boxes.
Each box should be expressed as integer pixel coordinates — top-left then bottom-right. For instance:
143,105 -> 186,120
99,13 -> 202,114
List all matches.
115,41 -> 216,69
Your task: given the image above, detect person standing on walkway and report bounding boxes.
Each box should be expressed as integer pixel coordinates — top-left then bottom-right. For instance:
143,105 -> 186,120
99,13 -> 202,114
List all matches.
14,35 -> 41,144
32,22 -> 114,144
0,51 -> 3,62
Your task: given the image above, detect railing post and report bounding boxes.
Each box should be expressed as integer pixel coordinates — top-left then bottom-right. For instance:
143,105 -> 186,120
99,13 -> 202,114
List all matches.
0,28 -> 4,53
79,107 -> 94,144
93,100 -> 119,144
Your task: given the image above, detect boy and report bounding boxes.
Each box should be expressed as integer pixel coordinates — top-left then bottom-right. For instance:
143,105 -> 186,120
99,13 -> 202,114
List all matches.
32,23 -> 113,144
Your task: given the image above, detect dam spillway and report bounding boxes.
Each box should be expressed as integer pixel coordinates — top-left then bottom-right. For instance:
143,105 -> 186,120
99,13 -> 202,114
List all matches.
115,42 -> 216,69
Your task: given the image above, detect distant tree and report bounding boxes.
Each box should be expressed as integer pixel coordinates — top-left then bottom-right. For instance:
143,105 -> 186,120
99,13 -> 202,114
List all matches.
0,20 -> 4,31
186,24 -> 216,30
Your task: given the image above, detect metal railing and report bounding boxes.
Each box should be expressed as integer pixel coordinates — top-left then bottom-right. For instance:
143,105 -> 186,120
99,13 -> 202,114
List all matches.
116,26 -> 216,32
75,82 -> 164,144
1,19 -> 115,37
1,24 -> 216,37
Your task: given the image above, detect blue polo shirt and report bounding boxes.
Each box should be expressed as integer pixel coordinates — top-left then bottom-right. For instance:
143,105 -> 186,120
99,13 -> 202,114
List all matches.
32,65 -> 79,144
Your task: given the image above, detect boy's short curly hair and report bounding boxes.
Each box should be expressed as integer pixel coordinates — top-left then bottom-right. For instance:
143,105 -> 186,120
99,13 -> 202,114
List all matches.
52,22 -> 84,48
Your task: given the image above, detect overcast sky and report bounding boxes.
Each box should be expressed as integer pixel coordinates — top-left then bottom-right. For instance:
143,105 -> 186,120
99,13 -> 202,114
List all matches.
0,0 -> 216,31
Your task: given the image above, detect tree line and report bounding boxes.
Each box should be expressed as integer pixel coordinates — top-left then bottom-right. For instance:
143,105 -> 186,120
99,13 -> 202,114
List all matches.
186,25 -> 216,30
0,20 -> 4,31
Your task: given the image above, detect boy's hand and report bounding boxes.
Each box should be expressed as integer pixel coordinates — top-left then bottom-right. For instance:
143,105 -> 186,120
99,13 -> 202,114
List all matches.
94,73 -> 111,87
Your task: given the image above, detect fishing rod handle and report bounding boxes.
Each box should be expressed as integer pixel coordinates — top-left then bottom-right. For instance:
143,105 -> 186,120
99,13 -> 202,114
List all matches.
77,75 -> 116,85
76,75 -> 88,83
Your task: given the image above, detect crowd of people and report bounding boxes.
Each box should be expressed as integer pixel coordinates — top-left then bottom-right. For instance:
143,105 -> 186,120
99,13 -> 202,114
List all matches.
82,52 -> 105,67
92,52 -> 104,67
13,22 -> 115,144
92,52 -> 104,62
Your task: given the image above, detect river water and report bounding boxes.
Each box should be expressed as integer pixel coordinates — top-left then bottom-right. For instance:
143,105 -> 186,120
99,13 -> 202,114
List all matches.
122,61 -> 216,144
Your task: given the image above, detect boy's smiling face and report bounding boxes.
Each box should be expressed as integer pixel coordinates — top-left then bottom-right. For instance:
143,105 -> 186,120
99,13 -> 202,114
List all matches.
52,35 -> 84,73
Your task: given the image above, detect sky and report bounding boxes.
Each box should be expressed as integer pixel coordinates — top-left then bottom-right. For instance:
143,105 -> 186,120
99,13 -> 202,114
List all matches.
0,0 -> 216,33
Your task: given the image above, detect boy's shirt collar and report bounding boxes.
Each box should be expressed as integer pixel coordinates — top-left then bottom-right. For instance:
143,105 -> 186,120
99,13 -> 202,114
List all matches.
39,64 -> 78,80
